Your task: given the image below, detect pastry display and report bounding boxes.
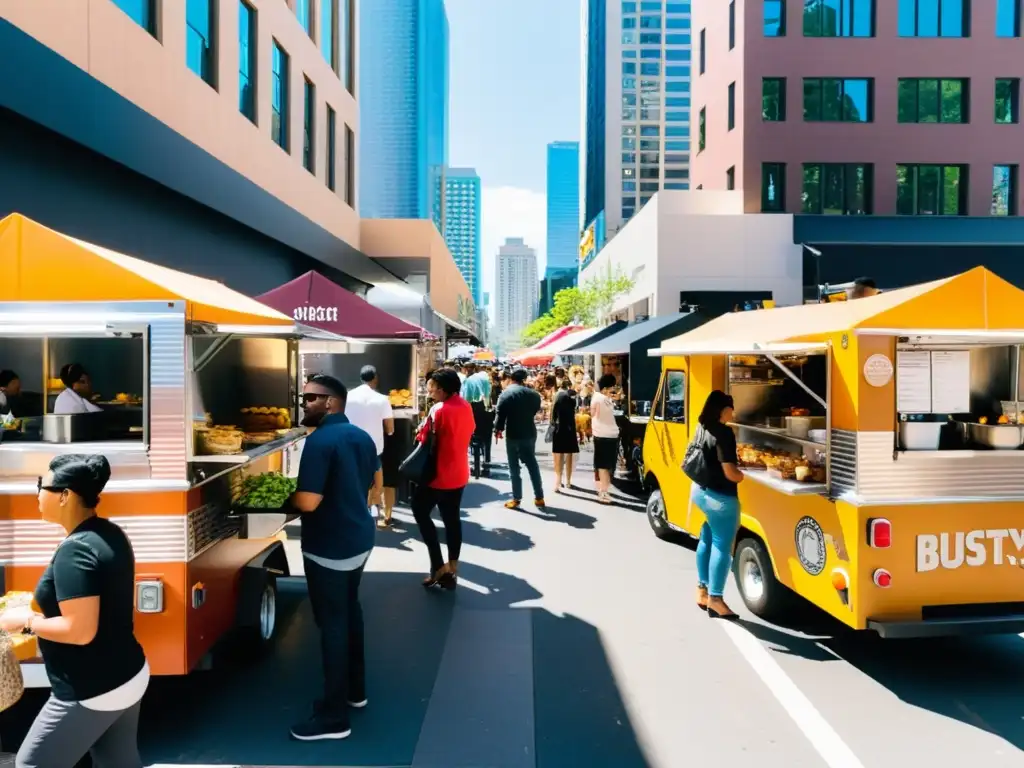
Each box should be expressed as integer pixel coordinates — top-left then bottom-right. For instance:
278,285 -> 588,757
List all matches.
197,426 -> 244,455
240,406 -> 292,432
737,442 -> 825,483
389,389 -> 414,408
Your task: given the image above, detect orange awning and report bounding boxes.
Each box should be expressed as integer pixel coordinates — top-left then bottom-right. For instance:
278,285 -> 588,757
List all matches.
655,267 -> 1024,355
0,214 -> 293,327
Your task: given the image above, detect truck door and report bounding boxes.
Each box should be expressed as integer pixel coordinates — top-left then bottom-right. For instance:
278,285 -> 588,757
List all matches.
648,368 -> 690,525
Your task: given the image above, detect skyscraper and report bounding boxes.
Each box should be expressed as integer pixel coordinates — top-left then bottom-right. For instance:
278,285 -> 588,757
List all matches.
495,238 -> 540,344
359,0 -> 450,218
433,168 -> 482,305
542,141 -> 581,314
582,0 -> 692,234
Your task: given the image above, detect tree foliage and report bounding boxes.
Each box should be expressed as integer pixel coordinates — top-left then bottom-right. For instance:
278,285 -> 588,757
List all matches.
518,270 -> 634,346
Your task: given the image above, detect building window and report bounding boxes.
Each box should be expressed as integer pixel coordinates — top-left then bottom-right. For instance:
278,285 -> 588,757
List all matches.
728,82 -> 736,130
996,78 -> 1020,123
993,165 -> 1018,215
238,1 -> 257,123
699,28 -> 706,74
296,0 -> 313,38
897,164 -> 968,215
801,164 -> 872,214
898,0 -> 969,37
344,124 -> 355,207
303,78 -> 315,173
803,78 -> 873,122
897,78 -> 967,123
322,0 -> 337,72
729,1 -> 736,48
804,0 -> 874,37
726,166 -> 736,190
764,0 -> 786,36
271,41 -> 289,150
762,163 -> 786,212
326,106 -> 337,191
186,0 -> 216,87
113,0 -> 157,36
762,78 -> 786,121
343,0 -> 355,95
623,2 -> 638,12
698,107 -> 706,151
997,0 -> 1021,36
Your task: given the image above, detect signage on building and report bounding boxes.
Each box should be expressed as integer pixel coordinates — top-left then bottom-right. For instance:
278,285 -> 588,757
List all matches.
293,306 -> 339,323
579,211 -> 607,271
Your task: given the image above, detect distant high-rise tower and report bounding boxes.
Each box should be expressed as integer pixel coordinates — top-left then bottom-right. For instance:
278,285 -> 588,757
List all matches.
582,0 -> 691,233
495,238 -> 539,343
359,0 -> 449,218
433,168 -> 482,305
542,141 -> 581,314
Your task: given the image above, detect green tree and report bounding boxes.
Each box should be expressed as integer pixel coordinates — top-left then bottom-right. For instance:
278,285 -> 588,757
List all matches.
518,270 -> 634,346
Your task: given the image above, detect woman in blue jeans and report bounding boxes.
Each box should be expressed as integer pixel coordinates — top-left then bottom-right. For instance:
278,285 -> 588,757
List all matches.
690,390 -> 744,620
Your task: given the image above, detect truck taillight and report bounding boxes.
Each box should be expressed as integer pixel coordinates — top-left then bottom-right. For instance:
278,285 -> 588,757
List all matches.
868,518 -> 892,548
873,569 -> 892,588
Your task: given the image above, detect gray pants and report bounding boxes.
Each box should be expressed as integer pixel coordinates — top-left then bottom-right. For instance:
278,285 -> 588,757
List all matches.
16,695 -> 143,768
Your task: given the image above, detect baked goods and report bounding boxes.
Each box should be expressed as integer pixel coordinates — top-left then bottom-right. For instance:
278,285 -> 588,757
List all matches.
198,427 -> 244,455
389,389 -> 414,408
240,406 -> 292,431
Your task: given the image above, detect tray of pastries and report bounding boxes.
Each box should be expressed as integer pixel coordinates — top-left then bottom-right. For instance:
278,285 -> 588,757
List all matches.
738,443 -> 825,483
389,389 -> 414,408
196,426 -> 244,455
241,406 -> 292,432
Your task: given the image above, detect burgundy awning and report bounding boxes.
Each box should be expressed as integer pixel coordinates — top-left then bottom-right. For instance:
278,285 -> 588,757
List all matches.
257,271 -> 426,340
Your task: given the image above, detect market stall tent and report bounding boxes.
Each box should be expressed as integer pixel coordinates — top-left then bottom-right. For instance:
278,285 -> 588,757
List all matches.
0,213 -> 293,327
257,270 -> 427,340
508,325 -> 585,361
513,327 -> 605,367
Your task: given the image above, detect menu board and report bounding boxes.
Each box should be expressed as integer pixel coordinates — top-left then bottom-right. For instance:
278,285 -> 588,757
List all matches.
896,351 -> 932,413
930,350 -> 971,414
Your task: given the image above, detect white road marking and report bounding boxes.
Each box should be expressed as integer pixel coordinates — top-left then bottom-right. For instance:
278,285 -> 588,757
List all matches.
718,620 -> 866,768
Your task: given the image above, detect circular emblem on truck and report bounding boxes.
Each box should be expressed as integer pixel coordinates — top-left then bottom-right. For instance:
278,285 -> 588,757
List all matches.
795,516 -> 826,575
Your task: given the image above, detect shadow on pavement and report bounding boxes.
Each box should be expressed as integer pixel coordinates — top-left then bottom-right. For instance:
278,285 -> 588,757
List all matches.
372,508 -> 535,557
27,563 -> 651,767
518,504 -> 597,530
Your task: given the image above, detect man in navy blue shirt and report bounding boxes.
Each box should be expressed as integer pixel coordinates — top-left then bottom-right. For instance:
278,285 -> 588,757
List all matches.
289,374 -> 381,742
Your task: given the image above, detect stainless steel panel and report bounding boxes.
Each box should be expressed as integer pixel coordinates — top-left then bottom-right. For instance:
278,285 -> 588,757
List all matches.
0,442 -> 152,481
41,414 -> 107,443
828,429 -> 858,496
148,312 -> 188,480
0,515 -> 187,565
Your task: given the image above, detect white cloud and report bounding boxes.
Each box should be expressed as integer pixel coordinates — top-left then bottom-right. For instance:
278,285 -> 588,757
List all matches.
480,186 -> 547,316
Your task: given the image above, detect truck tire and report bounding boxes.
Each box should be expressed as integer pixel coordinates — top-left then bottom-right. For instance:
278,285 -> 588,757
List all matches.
646,488 -> 675,540
237,575 -> 278,653
733,537 -> 792,621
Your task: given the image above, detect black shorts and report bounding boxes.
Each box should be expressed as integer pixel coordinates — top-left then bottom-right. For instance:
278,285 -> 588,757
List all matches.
593,436 -> 619,471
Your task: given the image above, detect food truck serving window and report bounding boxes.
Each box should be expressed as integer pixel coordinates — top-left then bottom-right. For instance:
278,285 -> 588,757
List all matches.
655,370 -> 686,423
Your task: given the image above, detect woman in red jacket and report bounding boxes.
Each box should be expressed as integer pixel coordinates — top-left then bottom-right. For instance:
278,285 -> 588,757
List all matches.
413,368 -> 475,590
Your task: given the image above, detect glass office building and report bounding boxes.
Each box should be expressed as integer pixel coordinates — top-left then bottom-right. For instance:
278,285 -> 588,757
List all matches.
359,0 -> 450,219
432,168 -> 482,305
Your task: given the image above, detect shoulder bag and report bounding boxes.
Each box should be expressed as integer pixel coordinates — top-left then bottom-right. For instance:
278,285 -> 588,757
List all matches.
681,425 -> 713,489
399,415 -> 437,484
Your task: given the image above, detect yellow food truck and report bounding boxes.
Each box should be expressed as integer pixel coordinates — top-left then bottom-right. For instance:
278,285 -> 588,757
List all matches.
643,267 -> 1024,637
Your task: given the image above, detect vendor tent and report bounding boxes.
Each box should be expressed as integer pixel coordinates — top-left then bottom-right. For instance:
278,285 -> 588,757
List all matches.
655,267 -> 1024,356
513,327 -> 606,367
508,325 -> 585,360
258,271 -> 426,339
0,213 -> 293,327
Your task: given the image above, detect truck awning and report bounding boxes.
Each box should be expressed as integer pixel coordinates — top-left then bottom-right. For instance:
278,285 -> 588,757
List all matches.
572,313 -> 702,355
0,213 -> 293,327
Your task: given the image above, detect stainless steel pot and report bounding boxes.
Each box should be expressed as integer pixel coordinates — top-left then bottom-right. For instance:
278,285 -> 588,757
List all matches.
967,422 -> 1024,450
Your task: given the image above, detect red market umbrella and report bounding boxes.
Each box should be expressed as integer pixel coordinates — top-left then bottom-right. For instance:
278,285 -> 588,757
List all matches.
258,271 -> 428,339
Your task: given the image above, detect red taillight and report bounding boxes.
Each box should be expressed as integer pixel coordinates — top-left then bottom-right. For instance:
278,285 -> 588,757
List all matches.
873,569 -> 892,588
868,518 -> 892,548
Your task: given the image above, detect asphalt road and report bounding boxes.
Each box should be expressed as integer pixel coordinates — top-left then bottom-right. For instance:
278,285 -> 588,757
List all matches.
3,438 -> 1024,767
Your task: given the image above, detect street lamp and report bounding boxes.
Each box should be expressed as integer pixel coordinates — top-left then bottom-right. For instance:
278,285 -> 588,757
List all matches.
801,243 -> 823,302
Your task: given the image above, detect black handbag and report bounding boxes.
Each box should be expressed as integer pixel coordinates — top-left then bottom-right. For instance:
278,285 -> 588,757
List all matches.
399,415 -> 437,484
681,425 -> 712,488
544,423 -> 555,443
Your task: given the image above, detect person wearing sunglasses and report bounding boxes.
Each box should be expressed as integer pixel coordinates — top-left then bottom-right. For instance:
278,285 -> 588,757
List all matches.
2,454 -> 148,767
289,374 -> 381,742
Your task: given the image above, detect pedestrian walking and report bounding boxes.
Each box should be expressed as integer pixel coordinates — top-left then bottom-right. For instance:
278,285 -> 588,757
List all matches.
550,380 -> 579,491
344,365 -> 396,529
495,368 -> 546,509
289,374 -> 381,741
686,390 -> 744,621
590,374 -> 621,504
462,363 -> 495,468
412,368 -> 475,590
7,455 -> 149,768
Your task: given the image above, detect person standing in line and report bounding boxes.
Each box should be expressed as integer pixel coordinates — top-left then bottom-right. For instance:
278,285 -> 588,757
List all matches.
6,455 -> 149,768
344,365 -> 396,529
289,374 -> 381,741
590,374 -> 621,504
462,362 -> 494,468
412,368 -> 475,590
689,391 -> 743,620
494,368 -> 546,510
550,379 -> 580,491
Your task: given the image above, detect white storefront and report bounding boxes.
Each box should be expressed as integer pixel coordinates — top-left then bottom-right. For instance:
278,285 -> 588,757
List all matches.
579,191 -> 803,320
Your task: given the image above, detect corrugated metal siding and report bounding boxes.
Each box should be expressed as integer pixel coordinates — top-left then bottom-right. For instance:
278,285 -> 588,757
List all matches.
829,428 -> 857,496
0,516 -> 187,565
148,312 -> 188,479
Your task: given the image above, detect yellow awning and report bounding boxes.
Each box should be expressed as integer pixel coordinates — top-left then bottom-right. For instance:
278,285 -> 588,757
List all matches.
655,267 -> 1024,355
0,214 -> 292,327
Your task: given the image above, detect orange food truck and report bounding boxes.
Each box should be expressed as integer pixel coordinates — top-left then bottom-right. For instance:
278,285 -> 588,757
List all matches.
643,267 -> 1024,638
0,213 -> 351,683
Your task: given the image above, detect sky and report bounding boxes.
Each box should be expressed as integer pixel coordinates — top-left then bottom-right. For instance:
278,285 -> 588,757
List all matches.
444,0 -> 581,309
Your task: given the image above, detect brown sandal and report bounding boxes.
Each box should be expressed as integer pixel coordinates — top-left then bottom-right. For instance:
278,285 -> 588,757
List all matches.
696,586 -> 709,611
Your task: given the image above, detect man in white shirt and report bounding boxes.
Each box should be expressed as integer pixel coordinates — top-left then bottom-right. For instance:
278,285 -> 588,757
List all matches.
345,366 -> 395,522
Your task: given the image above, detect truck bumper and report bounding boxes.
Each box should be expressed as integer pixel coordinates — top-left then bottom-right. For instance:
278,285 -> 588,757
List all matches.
868,614 -> 1024,639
